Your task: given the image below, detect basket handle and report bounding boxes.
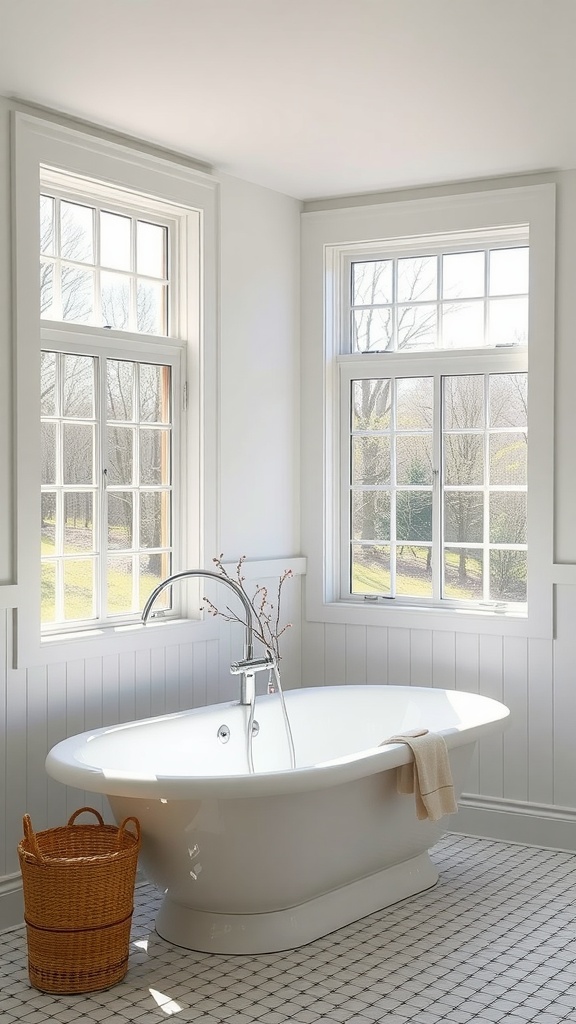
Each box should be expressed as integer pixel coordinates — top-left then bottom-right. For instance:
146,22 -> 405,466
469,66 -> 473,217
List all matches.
22,814 -> 44,864
67,806 -> 105,827
117,816 -> 141,847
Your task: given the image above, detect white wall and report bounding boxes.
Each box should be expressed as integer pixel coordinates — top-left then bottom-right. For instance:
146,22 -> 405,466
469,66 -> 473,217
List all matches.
300,172 -> 576,852
0,99 -> 302,929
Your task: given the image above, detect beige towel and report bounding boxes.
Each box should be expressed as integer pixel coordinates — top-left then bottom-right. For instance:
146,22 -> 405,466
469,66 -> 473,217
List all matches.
380,728 -> 458,822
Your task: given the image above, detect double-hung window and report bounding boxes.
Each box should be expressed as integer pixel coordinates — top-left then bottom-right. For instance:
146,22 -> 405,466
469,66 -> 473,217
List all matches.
301,185 -> 555,637
39,175 -> 181,632
342,240 -> 528,610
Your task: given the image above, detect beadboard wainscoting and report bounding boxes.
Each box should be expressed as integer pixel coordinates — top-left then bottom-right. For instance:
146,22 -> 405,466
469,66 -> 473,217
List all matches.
301,582 -> 576,852
0,562 -> 304,932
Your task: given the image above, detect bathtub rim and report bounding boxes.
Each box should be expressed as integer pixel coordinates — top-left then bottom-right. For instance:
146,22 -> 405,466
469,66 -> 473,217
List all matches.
45,684 -> 510,800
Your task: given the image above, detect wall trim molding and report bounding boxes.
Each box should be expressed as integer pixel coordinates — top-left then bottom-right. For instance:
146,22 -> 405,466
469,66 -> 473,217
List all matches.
0,873 -> 24,934
454,793 -> 576,852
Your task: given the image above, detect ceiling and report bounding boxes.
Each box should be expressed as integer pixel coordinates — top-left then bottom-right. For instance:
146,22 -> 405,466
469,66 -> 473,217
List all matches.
1,0 -> 575,201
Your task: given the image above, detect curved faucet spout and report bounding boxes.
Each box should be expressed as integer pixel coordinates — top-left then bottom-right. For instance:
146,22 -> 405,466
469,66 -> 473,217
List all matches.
142,568 -> 273,705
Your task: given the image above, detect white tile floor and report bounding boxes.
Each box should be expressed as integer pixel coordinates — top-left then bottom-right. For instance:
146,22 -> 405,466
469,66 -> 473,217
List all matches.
1,835 -> 576,1023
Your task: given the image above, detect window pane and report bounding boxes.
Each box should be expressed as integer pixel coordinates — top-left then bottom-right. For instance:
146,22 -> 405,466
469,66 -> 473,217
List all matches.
64,493 -> 94,553
41,562 -> 56,623
396,435 -> 433,485
40,195 -> 55,255
137,280 -> 166,334
41,422 -> 56,484
41,493 -> 56,552
40,261 -> 55,318
397,304 -> 437,351
443,548 -> 483,600
351,544 -> 391,595
140,491 -> 170,549
442,251 -> 484,299
107,555 -> 135,616
108,492 -> 133,550
396,377 -> 433,429
489,373 -> 527,428
102,272 -> 130,330
444,492 -> 483,543
352,436 -> 390,485
396,491 -> 432,542
63,424 -> 94,484
100,211 -> 131,271
63,558 -> 95,620
489,492 -> 527,545
395,545 -> 432,598
107,360 -> 134,421
489,433 -> 527,485
140,428 -> 170,485
489,297 -> 528,347
41,352 -> 56,416
139,553 -> 171,608
60,201 -> 94,263
107,426 -> 134,485
489,247 -> 529,296
61,266 -> 94,324
352,379 -> 391,430
443,376 -> 485,429
397,255 -> 437,302
443,434 -> 484,486
140,364 -> 170,423
490,551 -> 527,602
137,221 -> 167,278
63,355 -> 95,418
442,301 -> 484,349
352,259 -> 392,305
353,308 -> 392,352
352,491 -> 390,540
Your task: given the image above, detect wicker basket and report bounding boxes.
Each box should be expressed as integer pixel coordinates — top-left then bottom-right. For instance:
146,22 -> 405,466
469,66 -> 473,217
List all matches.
18,807 -> 141,994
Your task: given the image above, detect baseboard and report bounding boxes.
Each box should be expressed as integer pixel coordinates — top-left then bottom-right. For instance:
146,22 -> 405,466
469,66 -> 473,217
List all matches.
0,873 -> 24,933
454,793 -> 576,853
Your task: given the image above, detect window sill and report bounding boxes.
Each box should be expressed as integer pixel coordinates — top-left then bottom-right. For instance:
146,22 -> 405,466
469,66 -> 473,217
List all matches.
305,596 -> 548,639
17,615 -> 220,669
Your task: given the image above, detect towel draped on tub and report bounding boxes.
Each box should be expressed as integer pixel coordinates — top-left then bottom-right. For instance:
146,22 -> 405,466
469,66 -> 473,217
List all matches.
380,728 -> 458,822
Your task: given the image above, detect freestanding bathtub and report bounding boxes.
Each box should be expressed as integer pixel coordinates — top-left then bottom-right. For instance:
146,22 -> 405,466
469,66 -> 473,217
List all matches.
46,684 -> 509,954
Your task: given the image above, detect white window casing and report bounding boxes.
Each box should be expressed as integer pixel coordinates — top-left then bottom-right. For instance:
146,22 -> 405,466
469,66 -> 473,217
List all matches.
12,113 -> 219,667
301,185 -> 556,638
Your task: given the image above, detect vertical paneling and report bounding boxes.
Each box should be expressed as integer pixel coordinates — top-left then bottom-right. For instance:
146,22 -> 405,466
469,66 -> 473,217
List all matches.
431,630 -> 456,689
345,624 -> 366,684
366,626 -> 388,685
527,637 -> 554,805
409,629 -> 432,687
502,636 -> 529,801
25,665 -> 48,830
149,645 -> 166,717
455,634 -> 480,792
101,654 -> 119,727
164,644 -> 181,713
552,586 -> 576,807
388,627 -> 411,684
178,642 -> 194,709
301,619 -> 325,685
64,660 -> 86,819
192,641 -> 208,708
45,662 -> 68,835
324,623 -> 346,684
118,651 -> 136,725
477,634 -> 504,798
134,648 -> 152,721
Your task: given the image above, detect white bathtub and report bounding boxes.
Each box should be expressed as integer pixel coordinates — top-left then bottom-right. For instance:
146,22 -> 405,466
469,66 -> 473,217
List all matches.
46,684 -> 509,953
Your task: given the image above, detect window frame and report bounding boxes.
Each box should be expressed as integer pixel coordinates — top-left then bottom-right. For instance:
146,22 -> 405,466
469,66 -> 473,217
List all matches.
12,112 -> 220,668
301,184 -> 556,639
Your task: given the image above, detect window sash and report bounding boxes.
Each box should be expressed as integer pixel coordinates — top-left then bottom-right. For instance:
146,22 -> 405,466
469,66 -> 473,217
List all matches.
339,349 -> 527,609
40,332 -> 182,633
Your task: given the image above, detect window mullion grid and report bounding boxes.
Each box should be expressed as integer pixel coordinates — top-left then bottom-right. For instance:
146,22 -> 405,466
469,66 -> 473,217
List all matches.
98,356 -> 108,621
54,352 -> 65,622
131,215 -> 138,332
483,373 -> 491,602
390,378 -> 397,597
433,372 -> 442,602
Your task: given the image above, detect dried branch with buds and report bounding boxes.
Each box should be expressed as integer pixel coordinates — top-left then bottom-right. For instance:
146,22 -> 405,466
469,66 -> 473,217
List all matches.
201,554 -> 293,662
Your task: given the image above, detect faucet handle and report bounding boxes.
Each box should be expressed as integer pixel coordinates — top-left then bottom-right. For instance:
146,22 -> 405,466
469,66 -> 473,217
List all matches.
230,654 -> 275,675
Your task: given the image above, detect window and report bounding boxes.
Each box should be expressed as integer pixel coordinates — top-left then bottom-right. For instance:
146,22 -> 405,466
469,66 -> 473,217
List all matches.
39,178 -> 179,632
343,244 -> 528,610
14,113 -> 218,666
301,185 -> 555,638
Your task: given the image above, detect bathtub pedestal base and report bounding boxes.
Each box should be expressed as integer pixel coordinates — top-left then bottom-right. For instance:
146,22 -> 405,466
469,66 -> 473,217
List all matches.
155,852 -> 439,954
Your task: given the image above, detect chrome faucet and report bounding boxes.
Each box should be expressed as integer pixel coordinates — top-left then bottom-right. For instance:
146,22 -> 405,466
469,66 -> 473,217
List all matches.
141,569 -> 275,705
